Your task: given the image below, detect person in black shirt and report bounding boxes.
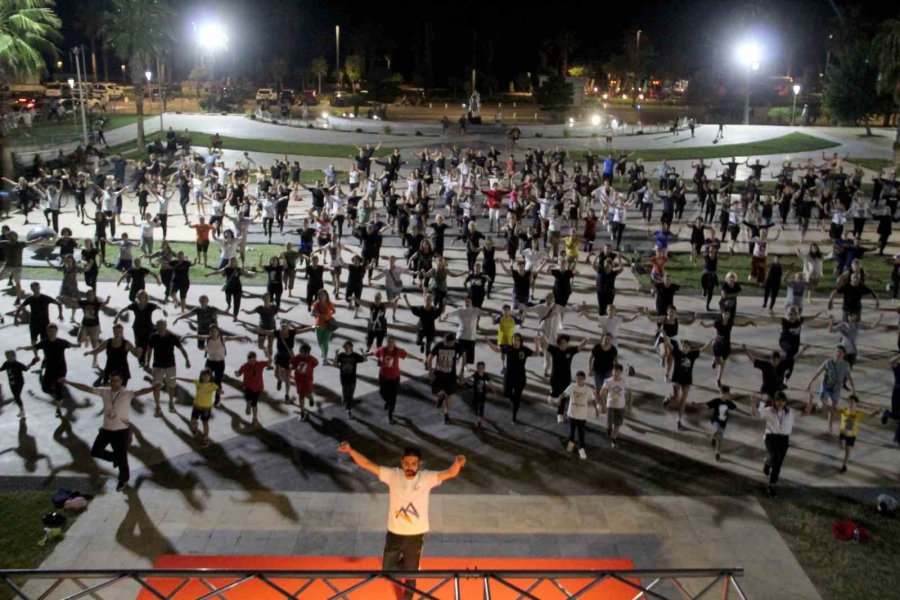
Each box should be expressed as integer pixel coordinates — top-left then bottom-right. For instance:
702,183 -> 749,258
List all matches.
427,333 -> 465,424
331,340 -> 366,419
144,320 -> 191,416
828,272 -> 879,320
116,258 -> 160,303
173,294 -> 230,349
464,263 -> 489,308
405,293 -> 441,356
17,323 -> 74,417
467,361 -> 495,429
116,290 -> 166,366
1,349 -> 28,419
241,293 -> 289,358
744,346 -> 790,402
547,334 -> 587,422
14,282 -> 64,344
650,275 -> 681,316
662,333 -> 712,431
487,333 -> 542,423
700,309 -> 756,388
168,251 -> 195,310
260,255 -> 285,307
304,255 -> 327,312
701,386 -> 737,462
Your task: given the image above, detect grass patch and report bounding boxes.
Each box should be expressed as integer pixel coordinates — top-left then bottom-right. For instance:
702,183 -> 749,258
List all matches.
847,158 -> 895,173
626,249 -> 894,297
6,115 -> 140,146
0,490 -> 81,599
125,131 -> 393,160
761,489 -> 900,600
571,133 -> 841,162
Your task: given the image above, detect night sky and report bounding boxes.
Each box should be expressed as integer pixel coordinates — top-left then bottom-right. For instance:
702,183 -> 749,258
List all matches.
54,0 -> 896,86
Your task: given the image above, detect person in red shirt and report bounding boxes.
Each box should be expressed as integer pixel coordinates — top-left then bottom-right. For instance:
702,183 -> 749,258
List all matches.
366,335 -> 423,424
481,182 -> 510,234
290,343 -> 319,422
235,351 -> 270,427
188,217 -> 215,266
583,209 -> 599,252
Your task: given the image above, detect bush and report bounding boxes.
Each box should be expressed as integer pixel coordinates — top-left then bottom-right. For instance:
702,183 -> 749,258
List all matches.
767,106 -> 794,124
415,130 -> 423,136
535,132 -> 543,138
307,123 -> 314,129
383,125 -> 393,135
355,128 -> 363,133
562,129 -> 571,138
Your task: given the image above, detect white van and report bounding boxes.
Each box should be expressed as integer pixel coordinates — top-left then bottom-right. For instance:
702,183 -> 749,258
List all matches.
92,82 -> 124,100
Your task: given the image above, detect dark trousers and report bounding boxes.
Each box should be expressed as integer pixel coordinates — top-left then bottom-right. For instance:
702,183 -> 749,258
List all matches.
341,379 -> 356,409
763,284 -> 780,310
91,427 -> 131,486
206,359 -> 226,403
383,531 -> 425,600
380,376 -> 400,419
568,418 -> 586,449
764,434 -> 789,485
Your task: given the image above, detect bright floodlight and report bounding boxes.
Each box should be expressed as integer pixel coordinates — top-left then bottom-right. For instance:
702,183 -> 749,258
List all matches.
736,42 -> 762,67
197,22 -> 228,52
145,71 -> 152,82
67,78 -> 74,89
793,84 -> 801,95
590,114 -> 601,126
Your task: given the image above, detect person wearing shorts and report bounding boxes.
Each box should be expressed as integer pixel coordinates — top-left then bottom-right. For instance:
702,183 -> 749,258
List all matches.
177,369 -> 218,446
598,364 -> 630,448
189,218 -> 214,266
236,351 -> 269,428
290,344 -> 319,422
806,346 -> 855,434
144,320 -> 190,416
469,361 -> 493,429
704,386 -> 736,462
427,334 -> 464,424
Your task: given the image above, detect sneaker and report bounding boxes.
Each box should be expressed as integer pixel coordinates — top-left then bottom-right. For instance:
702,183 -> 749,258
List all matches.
839,464 -> 847,473
154,406 -> 162,418
389,416 -> 397,425
168,402 -> 176,413
116,481 -> 128,492
245,403 -> 251,415
566,441 -> 575,453
55,408 -> 63,419
763,461 -> 771,476
883,410 -> 890,426
610,439 -> 618,449
308,398 -> 316,408
676,421 -> 685,431
662,396 -> 670,408
766,486 -> 778,497
715,452 -> 721,462
347,410 -> 354,420
557,414 -> 564,423
443,413 -> 450,425
578,448 -> 587,460
300,412 -> 309,422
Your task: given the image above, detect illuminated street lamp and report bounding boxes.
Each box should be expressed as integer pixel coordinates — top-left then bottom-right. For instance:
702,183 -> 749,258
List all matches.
791,84 -> 801,126
736,42 -> 762,125
195,21 -> 228,113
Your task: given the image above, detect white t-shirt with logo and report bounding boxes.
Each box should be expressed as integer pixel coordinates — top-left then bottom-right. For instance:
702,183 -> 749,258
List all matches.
603,376 -> 629,410
564,383 -> 594,420
378,467 -> 441,535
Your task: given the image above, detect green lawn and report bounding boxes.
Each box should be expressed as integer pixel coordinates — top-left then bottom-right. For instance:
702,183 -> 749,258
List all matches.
0,491 -> 81,599
569,133 -> 841,162
761,489 -> 900,600
5,115 -> 140,146
847,158 -> 896,173
624,249 -> 893,299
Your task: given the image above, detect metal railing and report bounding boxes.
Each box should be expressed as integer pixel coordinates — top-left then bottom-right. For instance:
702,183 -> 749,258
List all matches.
0,567 -> 747,600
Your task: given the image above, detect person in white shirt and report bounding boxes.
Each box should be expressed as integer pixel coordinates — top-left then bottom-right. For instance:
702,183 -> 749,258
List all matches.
754,391 -> 794,496
563,371 -> 596,459
597,364 -> 632,448
441,297 -> 492,379
338,443 -> 466,599
62,372 -> 157,491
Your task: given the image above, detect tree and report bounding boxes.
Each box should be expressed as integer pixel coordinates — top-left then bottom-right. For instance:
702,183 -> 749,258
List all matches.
823,41 -> 880,135
344,54 -> 364,85
309,56 -> 327,95
534,75 -> 573,119
0,0 -> 62,78
0,0 -> 62,176
873,17 -> 900,161
104,0 -> 171,153
74,0 -> 107,82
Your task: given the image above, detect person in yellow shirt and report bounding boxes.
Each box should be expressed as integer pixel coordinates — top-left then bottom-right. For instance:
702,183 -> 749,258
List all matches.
492,304 -> 524,373
563,232 -> 580,269
838,394 -> 879,473
177,369 -> 219,447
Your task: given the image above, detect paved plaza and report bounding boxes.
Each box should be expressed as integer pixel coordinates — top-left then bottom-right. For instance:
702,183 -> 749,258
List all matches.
3,115 -> 899,599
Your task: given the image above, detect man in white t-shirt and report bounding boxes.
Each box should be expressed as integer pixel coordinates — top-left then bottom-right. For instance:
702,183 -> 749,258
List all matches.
597,364 -> 631,448
442,297 -> 491,379
62,372 -> 157,491
563,371 -> 596,460
338,443 -> 466,599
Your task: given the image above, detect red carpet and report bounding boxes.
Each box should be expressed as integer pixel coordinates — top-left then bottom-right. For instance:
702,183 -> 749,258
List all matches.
142,555 -> 637,599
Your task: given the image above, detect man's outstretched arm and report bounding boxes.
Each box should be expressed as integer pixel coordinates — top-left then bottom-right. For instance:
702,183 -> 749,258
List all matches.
437,455 -> 467,483
338,442 -> 381,478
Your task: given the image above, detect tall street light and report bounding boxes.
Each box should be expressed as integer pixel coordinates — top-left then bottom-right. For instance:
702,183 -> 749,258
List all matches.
736,42 -> 762,125
791,84 -> 801,126
196,21 -> 228,112
335,25 -> 341,90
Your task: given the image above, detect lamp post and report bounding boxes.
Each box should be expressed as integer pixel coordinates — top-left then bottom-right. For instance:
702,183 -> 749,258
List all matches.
737,42 -> 762,125
335,25 -> 341,90
67,79 -> 76,126
145,70 -> 153,131
71,46 -> 88,146
791,84 -> 801,126
196,21 -> 228,113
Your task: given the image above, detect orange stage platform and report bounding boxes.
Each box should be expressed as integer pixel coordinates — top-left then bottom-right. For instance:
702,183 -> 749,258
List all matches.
141,555 -> 637,599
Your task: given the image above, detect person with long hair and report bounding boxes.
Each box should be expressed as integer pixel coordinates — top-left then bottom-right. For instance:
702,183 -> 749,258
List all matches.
311,289 -> 337,363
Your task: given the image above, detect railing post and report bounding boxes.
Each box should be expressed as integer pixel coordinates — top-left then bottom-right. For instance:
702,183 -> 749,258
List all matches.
483,574 -> 492,600
454,574 -> 460,600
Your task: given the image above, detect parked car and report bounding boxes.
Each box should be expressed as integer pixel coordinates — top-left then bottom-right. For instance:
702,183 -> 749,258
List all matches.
255,88 -> 278,102
44,82 -> 71,99
279,89 -> 296,104
300,89 -> 320,106
91,82 -> 124,100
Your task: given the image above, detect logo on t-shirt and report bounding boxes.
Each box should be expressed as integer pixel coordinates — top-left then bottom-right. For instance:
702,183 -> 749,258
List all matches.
394,502 -> 420,524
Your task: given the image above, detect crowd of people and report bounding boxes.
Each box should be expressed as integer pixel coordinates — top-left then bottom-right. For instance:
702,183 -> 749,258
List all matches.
1,136 -> 899,496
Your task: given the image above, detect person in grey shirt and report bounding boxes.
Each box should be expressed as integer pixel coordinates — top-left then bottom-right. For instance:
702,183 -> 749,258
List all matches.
828,312 -> 881,367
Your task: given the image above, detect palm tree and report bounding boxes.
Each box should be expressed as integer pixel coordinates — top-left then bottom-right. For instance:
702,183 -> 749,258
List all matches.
104,0 -> 171,152
0,0 -> 62,176
310,57 -> 328,95
74,0 -> 108,82
874,17 -> 900,162
0,0 -> 62,77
